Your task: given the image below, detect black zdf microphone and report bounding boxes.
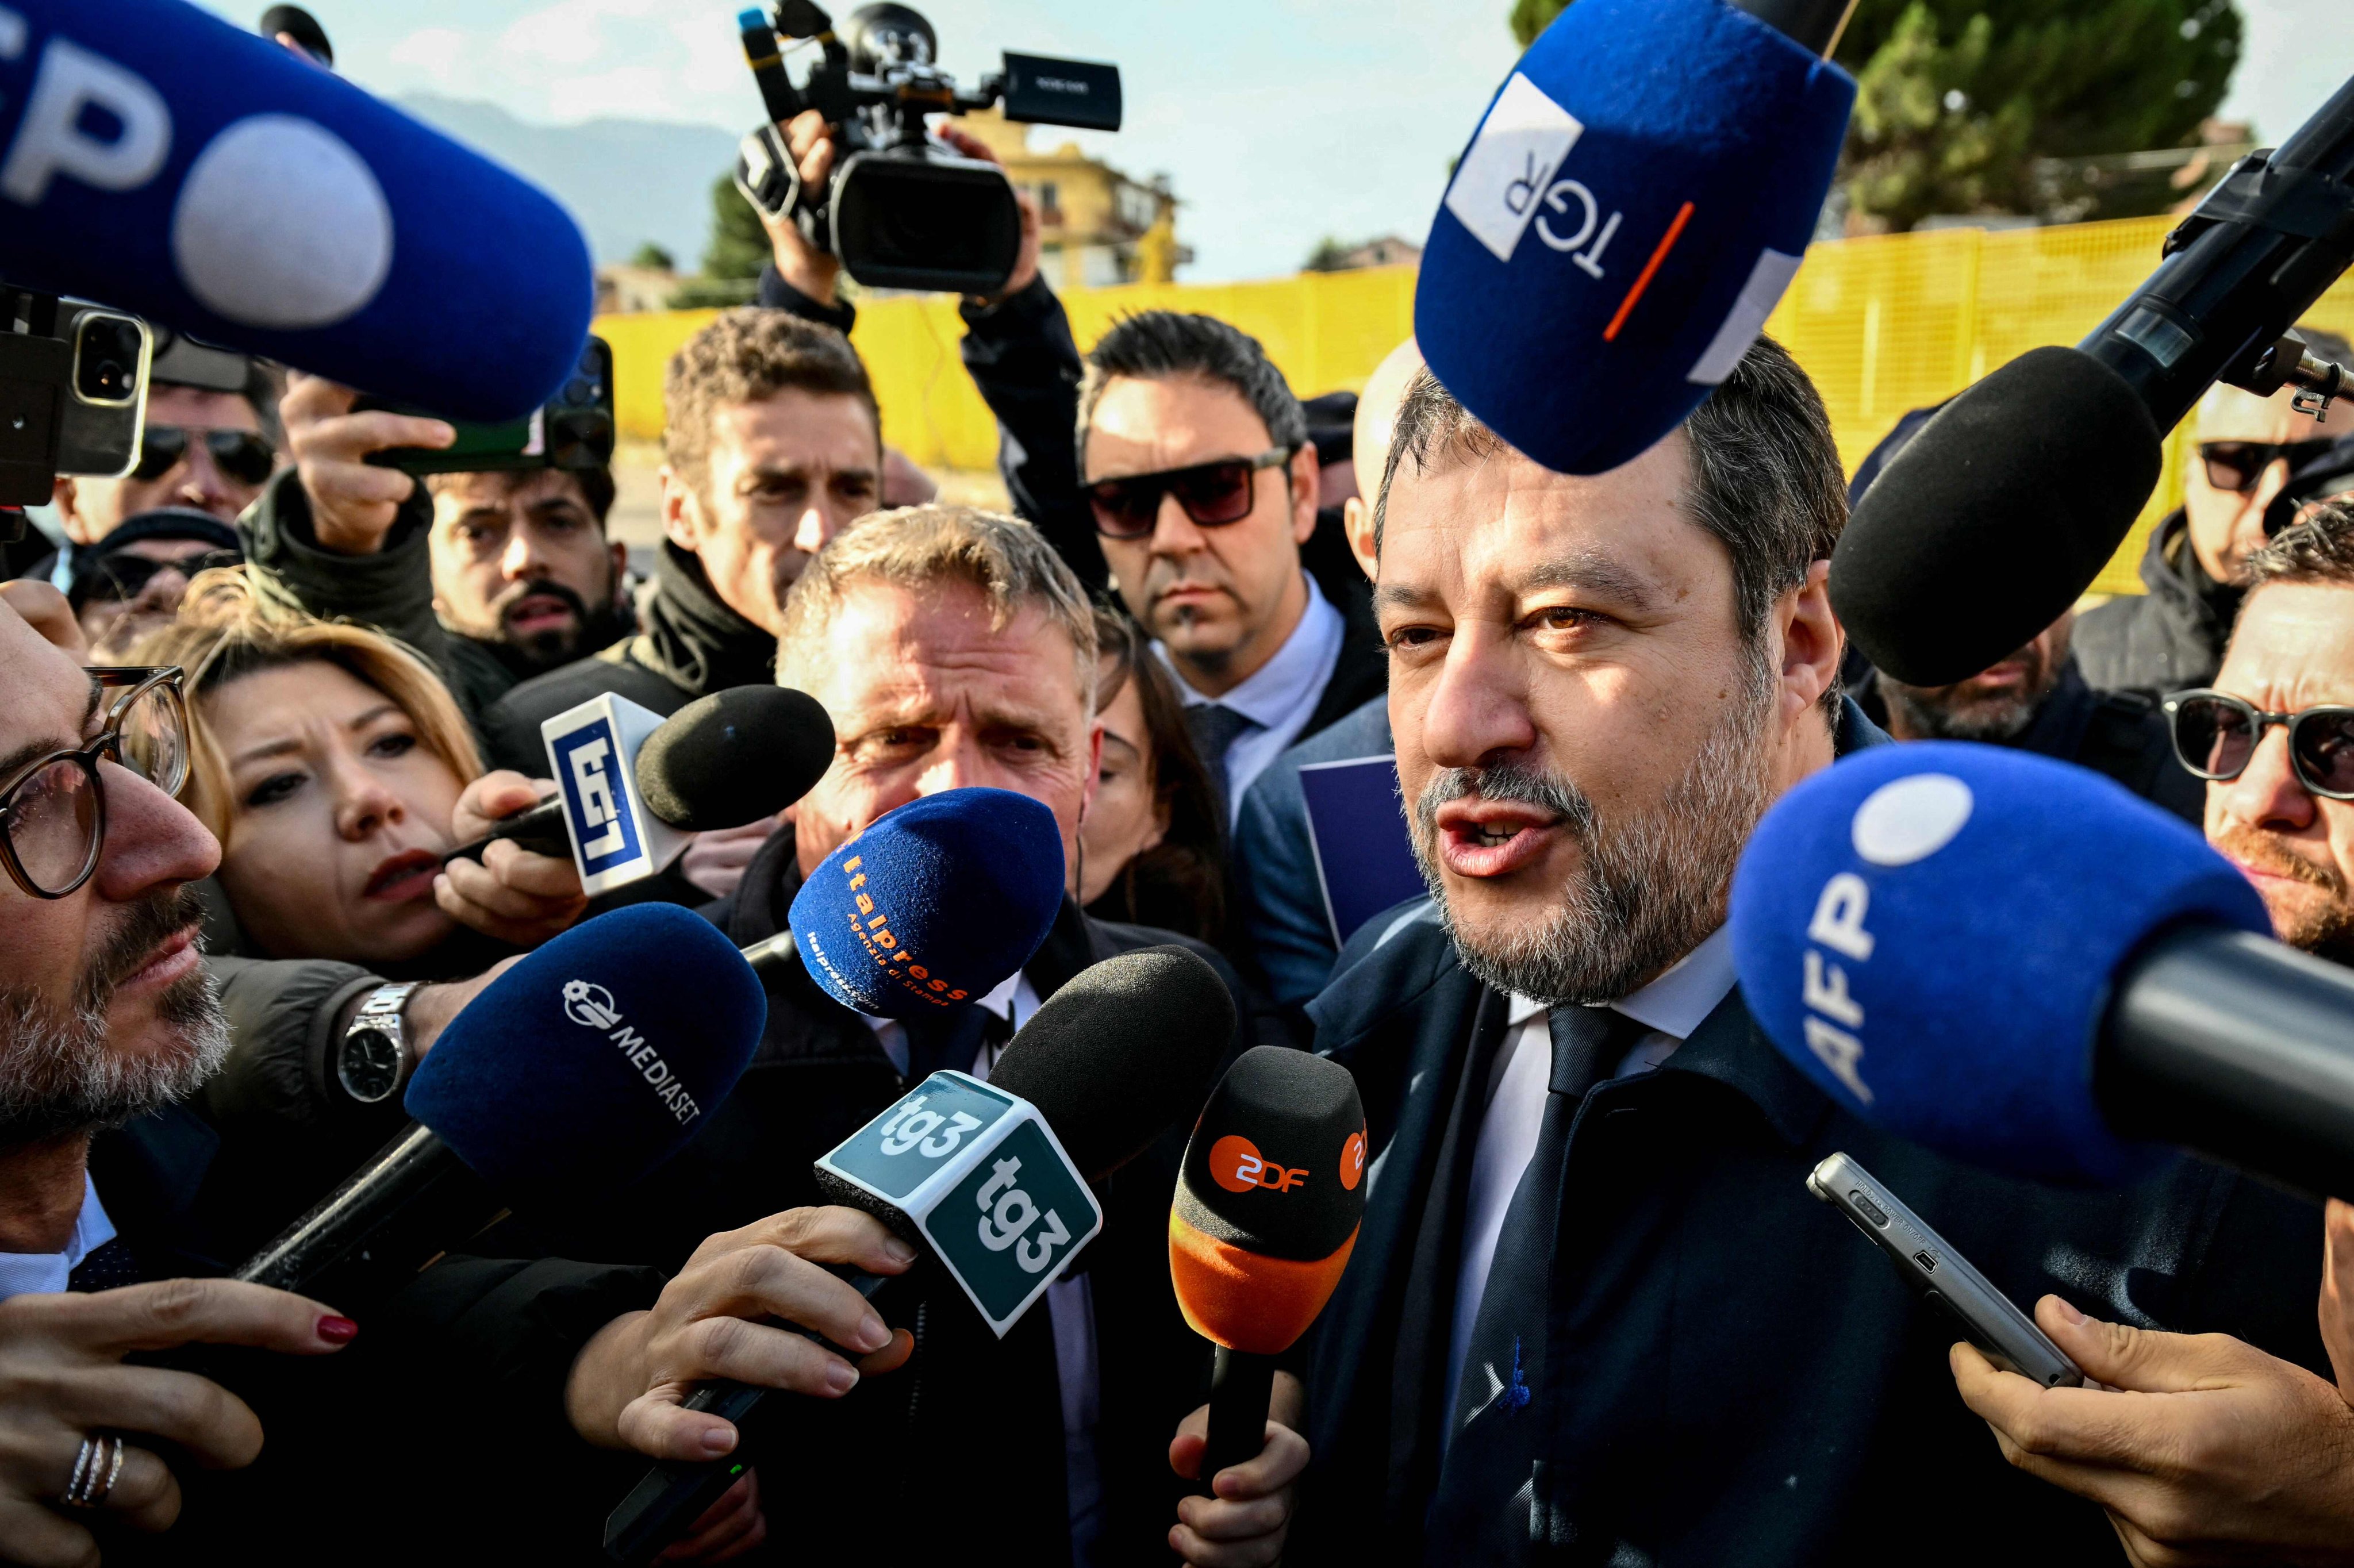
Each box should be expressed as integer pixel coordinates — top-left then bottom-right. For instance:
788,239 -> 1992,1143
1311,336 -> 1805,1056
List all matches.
1833,70 -> 2354,686
237,904 -> 766,1307
604,944 -> 1237,1566
443,685 -> 835,866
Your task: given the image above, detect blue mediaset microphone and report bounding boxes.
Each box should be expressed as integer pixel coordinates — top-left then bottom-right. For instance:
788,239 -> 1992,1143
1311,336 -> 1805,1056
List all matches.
240,904 -> 767,1303
788,787 -> 1066,1020
0,0 -> 593,419
1728,743 -> 2354,1198
1414,0 -> 1854,478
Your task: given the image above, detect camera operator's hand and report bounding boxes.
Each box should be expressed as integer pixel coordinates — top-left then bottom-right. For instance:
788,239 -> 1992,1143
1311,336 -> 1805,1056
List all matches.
281,373 -> 454,556
435,772 -> 588,947
938,124 -> 1043,304
1953,1293 -> 2354,1566
766,110 -> 844,308
562,1206 -> 915,1462
0,1279 -> 354,1568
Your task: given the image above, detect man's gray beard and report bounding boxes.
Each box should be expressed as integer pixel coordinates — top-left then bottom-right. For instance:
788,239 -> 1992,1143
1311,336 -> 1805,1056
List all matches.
1410,653 -> 1781,1006
1878,682 -> 2038,743
0,962 -> 228,1146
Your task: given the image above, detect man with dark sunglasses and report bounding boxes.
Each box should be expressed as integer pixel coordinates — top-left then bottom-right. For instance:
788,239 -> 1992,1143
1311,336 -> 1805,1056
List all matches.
62,511 -> 243,662
2077,324 -> 2354,692
1077,313 -> 1387,833
45,359 -> 282,555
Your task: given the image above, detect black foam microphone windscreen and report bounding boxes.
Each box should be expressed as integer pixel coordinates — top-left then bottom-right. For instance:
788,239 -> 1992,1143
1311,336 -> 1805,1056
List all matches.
986,944 -> 1238,1181
635,686 -> 835,831
1829,346 -> 2163,686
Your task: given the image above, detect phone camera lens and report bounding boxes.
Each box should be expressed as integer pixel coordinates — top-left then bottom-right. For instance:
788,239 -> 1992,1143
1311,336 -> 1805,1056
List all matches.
564,377 -> 593,405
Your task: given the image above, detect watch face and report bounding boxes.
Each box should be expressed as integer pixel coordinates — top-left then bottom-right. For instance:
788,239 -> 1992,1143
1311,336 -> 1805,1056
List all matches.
339,1027 -> 402,1104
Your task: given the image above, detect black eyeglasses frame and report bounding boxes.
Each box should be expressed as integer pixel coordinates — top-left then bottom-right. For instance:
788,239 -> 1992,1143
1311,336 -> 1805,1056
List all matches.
2163,687 -> 2354,801
0,667 -> 191,900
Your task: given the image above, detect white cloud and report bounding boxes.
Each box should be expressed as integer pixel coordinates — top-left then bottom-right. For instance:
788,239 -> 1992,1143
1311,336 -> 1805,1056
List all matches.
385,26 -> 471,88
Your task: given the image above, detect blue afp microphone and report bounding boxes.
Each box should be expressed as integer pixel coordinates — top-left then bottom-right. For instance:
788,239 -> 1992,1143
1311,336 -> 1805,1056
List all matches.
1730,743 -> 2354,1198
0,0 -> 593,419
1415,0 -> 1855,476
238,903 -> 766,1306
789,786 -> 1066,1019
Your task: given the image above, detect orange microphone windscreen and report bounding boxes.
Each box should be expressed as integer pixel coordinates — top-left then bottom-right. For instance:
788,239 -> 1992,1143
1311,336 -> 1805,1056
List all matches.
1169,1046 -> 1368,1355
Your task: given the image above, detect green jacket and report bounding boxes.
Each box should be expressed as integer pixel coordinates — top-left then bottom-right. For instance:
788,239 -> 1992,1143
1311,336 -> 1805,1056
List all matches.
240,468 -> 535,734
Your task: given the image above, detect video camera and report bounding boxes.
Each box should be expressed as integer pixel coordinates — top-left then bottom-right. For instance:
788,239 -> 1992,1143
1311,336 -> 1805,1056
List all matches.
732,2 -> 1122,296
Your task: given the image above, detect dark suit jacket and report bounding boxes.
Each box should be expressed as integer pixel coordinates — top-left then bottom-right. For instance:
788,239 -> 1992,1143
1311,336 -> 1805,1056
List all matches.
1287,906 -> 2328,1567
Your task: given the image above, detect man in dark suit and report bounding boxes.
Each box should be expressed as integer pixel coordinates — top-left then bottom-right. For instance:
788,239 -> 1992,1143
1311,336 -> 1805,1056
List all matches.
1202,341 -> 2337,1566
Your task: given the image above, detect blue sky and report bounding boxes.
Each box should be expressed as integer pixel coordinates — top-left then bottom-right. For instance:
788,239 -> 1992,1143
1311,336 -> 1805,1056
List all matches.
197,0 -> 2354,282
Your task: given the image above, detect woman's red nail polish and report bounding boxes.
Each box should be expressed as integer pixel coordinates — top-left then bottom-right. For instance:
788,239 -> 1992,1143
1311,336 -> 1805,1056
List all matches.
316,1315 -> 359,1344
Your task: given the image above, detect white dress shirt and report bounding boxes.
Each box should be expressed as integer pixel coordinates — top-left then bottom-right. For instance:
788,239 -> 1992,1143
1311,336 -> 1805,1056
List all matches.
1439,926 -> 1738,1429
0,1174 -> 116,1302
1156,572 -> 1346,829
855,966 -> 1102,1563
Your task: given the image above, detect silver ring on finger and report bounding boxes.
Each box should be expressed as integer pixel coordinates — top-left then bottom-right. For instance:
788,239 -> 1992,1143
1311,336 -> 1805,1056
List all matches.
60,1433 -> 124,1509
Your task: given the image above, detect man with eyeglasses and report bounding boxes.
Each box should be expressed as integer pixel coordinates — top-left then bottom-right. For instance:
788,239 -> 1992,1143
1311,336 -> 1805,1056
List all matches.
1077,313 -> 1387,833
2076,324 -> 2354,692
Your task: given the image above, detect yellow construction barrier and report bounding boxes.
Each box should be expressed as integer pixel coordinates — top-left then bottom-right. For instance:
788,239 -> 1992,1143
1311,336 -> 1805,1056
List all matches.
598,216 -> 2354,595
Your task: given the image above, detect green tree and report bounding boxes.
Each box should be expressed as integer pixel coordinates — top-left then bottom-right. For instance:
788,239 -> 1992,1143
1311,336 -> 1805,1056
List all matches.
1304,235 -> 1354,272
669,173 -> 770,308
1507,0 -> 2242,232
629,241 -> 676,271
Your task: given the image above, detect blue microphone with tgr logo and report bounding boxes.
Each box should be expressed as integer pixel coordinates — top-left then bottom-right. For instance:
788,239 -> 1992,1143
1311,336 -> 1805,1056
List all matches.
1730,743 -> 2354,1198
1415,0 -> 1856,477
237,903 -> 767,1308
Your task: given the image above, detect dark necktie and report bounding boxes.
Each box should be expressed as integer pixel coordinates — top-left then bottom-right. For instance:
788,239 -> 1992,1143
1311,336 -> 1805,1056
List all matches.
903,1000 -> 1016,1085
1184,702 -> 1254,828
1424,1004 -> 1649,1561
67,1236 -> 145,1293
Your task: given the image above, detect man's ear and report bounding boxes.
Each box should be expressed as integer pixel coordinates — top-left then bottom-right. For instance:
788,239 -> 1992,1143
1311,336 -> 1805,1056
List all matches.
1777,559 -> 1842,727
658,467 -> 699,555
1289,445 -> 1320,545
609,540 -> 631,610
51,476 -> 87,544
1342,495 -> 1378,582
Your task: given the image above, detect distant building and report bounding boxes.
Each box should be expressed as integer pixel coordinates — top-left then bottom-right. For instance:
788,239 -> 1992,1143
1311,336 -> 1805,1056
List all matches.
596,263 -> 682,315
957,110 -> 1189,289
1306,235 -> 1423,272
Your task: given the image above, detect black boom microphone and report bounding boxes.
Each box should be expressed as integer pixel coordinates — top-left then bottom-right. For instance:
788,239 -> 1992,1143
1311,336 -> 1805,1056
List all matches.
1833,71 -> 2354,685
604,945 -> 1236,1566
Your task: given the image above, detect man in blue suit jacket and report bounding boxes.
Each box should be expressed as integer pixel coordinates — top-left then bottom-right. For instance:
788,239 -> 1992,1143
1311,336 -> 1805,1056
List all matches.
1178,342 -> 2343,1567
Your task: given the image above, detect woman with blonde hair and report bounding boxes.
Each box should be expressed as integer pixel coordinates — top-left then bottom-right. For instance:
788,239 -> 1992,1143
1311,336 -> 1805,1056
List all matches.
133,568 -> 581,970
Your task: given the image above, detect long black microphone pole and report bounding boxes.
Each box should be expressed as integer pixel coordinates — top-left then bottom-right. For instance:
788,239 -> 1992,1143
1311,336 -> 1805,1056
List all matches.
2078,71 -> 2354,435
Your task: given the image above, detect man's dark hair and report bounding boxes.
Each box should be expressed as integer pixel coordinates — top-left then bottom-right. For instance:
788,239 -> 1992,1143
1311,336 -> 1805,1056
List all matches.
1376,336 -> 1848,709
424,465 -> 616,528
2241,497 -> 2354,592
1078,312 -> 1307,458
664,309 -> 879,494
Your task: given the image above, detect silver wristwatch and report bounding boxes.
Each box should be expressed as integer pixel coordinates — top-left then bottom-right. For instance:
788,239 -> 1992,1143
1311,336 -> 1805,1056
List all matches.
337,981 -> 423,1105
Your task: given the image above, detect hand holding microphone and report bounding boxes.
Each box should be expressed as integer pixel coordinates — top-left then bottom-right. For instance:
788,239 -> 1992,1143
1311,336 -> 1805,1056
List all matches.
1166,1047 -> 1366,1567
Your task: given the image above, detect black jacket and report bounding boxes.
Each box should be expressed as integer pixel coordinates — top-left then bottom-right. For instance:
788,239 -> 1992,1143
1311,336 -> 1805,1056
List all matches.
1288,703 -> 2325,1565
497,820 -> 1247,1565
2074,509 -> 2241,693
1855,658 -> 2205,823
1291,917 -> 2322,1564
477,540 -> 776,774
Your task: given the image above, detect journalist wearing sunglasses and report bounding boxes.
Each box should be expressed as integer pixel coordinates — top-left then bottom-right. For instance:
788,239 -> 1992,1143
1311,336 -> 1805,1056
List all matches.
48,375 -> 282,551
2159,498 -> 2354,969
